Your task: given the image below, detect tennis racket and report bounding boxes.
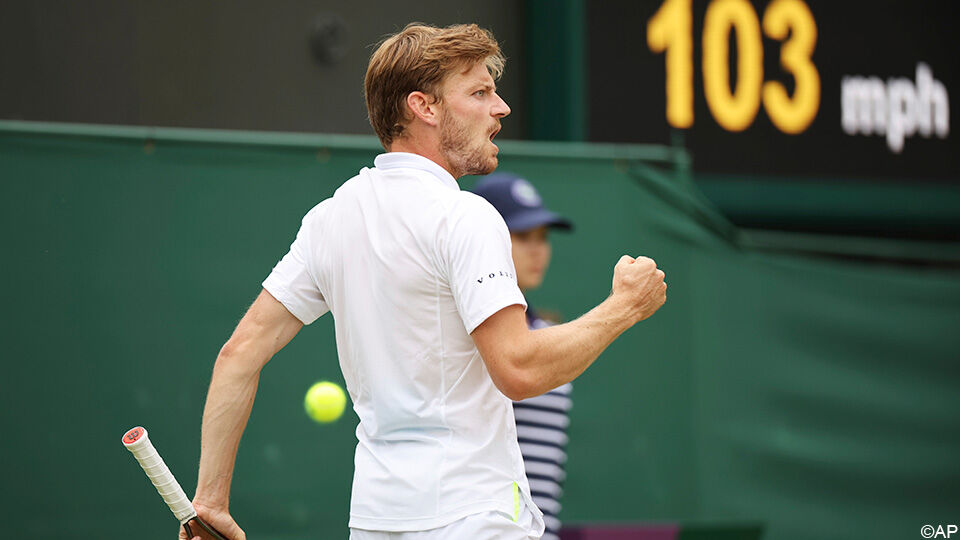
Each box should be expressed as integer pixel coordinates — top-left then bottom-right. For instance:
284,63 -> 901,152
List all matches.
122,426 -> 230,540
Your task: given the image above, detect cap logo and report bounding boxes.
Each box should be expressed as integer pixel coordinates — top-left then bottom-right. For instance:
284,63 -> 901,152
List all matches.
511,179 -> 542,207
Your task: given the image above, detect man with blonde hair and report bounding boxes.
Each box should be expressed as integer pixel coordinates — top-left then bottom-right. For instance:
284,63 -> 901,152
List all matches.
182,23 -> 666,540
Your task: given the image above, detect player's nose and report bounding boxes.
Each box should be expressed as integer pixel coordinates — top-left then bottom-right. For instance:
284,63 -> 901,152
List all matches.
492,93 -> 511,118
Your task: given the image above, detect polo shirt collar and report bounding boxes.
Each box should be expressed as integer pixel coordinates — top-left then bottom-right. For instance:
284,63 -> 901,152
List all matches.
374,152 -> 460,191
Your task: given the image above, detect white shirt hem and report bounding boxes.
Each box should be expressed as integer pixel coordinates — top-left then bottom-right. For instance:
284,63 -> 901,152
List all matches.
348,500 -> 515,532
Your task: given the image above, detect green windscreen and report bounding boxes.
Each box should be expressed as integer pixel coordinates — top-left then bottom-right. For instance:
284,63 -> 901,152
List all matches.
1,121 -> 957,540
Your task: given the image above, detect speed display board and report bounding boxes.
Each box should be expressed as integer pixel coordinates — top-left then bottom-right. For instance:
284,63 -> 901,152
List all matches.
587,0 -> 957,180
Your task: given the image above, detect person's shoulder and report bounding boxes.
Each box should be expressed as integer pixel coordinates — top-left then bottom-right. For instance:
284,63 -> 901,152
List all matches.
303,196 -> 334,219
292,166 -> 372,232
449,190 -> 503,221
436,190 -> 509,250
290,199 -> 330,241
331,167 -> 372,197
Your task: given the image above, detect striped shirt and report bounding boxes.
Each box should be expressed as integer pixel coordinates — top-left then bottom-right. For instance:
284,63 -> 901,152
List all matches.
514,307 -> 572,540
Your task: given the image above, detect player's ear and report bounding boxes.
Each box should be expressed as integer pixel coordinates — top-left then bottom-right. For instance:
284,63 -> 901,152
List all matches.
406,91 -> 440,127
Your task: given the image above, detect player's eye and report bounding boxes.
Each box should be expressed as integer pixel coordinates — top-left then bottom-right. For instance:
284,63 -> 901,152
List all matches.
474,90 -> 485,97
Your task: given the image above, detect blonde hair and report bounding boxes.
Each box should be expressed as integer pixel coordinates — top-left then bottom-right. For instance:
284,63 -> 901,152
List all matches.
365,23 -> 505,147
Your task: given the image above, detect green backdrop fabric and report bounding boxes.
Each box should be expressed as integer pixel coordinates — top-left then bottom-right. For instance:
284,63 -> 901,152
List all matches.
1,123 -> 957,540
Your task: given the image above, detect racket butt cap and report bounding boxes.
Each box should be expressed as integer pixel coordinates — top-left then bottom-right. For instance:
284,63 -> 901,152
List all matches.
122,426 -> 147,446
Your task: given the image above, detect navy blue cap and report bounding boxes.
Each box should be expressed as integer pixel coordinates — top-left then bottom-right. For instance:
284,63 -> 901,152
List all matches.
471,172 -> 573,233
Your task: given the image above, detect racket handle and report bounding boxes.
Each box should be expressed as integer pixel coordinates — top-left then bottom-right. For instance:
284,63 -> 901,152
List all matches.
185,516 -> 231,540
122,426 -> 197,524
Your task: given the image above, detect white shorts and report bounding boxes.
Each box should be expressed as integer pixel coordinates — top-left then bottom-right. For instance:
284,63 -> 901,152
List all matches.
349,498 -> 542,540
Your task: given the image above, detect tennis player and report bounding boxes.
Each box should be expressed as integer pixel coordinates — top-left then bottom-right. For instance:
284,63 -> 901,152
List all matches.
183,23 -> 666,540
472,172 -> 574,540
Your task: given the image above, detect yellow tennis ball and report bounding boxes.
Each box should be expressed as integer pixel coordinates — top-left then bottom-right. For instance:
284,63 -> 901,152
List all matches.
304,381 -> 346,423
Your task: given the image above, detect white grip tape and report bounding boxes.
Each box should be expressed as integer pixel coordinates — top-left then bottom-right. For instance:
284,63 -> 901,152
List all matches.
123,427 -> 197,524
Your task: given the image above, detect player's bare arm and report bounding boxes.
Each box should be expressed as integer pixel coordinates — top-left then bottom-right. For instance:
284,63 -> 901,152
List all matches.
184,289 -> 303,540
472,255 -> 666,400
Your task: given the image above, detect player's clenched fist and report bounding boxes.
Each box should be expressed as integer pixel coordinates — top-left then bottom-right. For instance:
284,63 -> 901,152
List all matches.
611,255 -> 667,323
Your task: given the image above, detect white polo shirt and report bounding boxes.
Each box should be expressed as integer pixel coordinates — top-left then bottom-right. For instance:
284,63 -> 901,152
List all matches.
262,152 -> 545,534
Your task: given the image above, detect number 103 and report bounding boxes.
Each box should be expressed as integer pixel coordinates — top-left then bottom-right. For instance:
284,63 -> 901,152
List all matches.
648,0 -> 819,134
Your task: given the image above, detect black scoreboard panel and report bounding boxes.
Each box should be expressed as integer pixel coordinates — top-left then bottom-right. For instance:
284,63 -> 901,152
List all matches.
587,0 -> 958,181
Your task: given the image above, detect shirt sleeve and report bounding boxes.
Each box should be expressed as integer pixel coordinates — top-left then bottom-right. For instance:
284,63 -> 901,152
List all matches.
262,203 -> 330,325
443,195 -> 526,334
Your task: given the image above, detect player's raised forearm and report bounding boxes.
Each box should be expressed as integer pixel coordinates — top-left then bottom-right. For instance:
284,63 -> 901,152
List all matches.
474,255 -> 666,400
520,256 -> 666,396
522,295 -> 639,390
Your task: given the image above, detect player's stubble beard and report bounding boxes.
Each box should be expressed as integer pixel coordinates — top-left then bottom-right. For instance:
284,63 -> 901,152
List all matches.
439,110 -> 497,178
